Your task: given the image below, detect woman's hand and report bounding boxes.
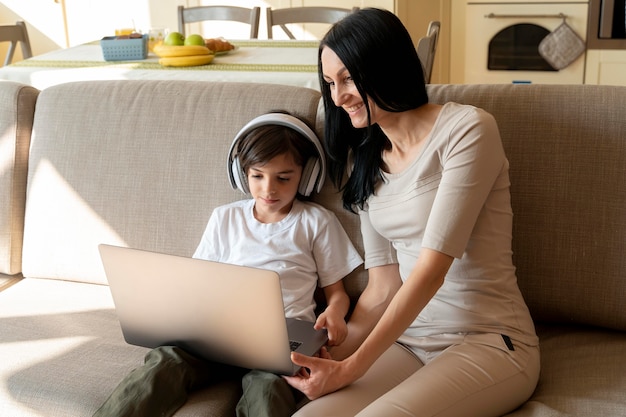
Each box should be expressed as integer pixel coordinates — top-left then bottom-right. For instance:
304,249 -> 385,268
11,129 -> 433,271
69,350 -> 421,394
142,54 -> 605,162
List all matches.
287,253 -> 452,399
284,348 -> 358,400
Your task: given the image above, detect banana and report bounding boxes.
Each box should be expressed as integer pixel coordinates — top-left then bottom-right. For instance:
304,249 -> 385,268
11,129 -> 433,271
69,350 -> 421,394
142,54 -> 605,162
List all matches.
158,54 -> 215,67
153,44 -> 212,58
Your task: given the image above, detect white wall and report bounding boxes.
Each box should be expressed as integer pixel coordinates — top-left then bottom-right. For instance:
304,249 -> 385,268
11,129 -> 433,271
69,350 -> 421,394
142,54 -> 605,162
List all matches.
1,0 -> 64,59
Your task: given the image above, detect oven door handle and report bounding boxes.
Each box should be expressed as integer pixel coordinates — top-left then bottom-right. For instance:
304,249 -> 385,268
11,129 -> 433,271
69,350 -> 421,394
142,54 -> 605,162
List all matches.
484,12 -> 567,20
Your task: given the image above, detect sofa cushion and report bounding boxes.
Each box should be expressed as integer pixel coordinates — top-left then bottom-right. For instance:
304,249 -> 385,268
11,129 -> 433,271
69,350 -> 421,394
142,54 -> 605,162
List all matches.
427,84 -> 626,332
0,81 -> 38,275
1,277 -> 244,417
0,278 -> 149,416
504,325 -> 626,416
21,80 -> 322,285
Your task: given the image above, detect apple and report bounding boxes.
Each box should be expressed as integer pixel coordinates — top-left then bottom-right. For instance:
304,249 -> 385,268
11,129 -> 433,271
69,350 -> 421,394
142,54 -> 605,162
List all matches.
184,34 -> 205,46
164,32 -> 184,46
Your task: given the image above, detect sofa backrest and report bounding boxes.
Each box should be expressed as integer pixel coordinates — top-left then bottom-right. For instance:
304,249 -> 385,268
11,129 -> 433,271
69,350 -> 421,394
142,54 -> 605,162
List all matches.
426,84 -> 626,332
22,80 -> 323,285
18,80 -> 626,334
314,84 -> 626,333
0,81 -> 38,275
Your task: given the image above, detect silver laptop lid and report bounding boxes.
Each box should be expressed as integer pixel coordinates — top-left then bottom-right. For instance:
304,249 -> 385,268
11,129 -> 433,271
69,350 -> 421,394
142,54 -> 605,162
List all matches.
99,244 -> 326,375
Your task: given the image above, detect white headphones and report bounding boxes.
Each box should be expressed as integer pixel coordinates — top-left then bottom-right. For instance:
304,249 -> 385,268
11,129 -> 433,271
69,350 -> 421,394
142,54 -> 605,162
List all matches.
227,113 -> 326,196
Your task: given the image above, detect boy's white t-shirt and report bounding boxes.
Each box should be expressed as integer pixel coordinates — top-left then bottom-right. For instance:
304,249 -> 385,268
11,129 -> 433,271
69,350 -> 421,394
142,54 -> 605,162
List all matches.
193,199 -> 363,322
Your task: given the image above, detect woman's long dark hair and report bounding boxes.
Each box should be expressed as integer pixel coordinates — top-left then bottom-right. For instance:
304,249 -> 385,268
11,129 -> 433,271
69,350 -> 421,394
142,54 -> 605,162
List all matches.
318,8 -> 429,211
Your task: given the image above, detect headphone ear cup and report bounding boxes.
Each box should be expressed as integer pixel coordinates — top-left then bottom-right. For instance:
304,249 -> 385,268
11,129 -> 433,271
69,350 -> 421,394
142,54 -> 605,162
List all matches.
231,157 -> 249,194
299,158 -> 321,196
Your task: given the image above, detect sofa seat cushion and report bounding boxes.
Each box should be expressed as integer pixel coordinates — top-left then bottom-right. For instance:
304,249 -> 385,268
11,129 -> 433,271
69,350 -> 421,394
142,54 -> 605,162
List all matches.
0,278 -> 240,416
505,324 -> 626,416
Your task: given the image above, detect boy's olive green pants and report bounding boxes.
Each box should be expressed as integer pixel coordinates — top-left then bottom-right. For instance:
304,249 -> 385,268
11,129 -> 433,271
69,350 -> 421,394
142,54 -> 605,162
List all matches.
93,345 -> 301,417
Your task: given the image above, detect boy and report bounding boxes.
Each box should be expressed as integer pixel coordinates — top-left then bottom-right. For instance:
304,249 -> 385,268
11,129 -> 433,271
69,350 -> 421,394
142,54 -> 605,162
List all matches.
94,112 -> 363,417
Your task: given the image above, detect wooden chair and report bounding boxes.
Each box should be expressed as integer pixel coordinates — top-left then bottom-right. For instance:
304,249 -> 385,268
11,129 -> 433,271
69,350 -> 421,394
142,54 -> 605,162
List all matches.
0,21 -> 33,67
416,21 -> 440,84
177,5 -> 261,39
266,7 -> 359,39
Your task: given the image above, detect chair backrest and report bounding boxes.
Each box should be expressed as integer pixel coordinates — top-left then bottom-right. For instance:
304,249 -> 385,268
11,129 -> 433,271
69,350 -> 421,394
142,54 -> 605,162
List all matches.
0,21 -> 33,67
267,6 -> 358,39
177,5 -> 261,39
416,21 -> 440,84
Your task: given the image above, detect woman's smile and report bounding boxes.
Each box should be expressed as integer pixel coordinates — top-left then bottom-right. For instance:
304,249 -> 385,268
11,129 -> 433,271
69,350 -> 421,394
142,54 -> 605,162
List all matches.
344,103 -> 364,114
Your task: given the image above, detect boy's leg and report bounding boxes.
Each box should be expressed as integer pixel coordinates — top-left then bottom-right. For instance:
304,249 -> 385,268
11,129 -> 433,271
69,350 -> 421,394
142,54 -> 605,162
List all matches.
236,369 -> 301,417
93,345 -> 234,417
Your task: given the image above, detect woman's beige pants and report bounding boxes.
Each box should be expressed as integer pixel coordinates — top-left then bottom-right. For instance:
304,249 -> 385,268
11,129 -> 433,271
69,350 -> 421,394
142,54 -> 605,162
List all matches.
294,333 -> 540,417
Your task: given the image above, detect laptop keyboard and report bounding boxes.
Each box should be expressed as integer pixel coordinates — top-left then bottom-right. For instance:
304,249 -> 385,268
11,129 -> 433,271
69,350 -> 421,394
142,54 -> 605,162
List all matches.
289,340 -> 302,351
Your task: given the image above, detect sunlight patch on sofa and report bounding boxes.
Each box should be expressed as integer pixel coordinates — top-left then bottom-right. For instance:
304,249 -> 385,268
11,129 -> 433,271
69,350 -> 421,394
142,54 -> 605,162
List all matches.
0,134 -> 15,176
0,337 -> 92,372
22,158 -> 126,284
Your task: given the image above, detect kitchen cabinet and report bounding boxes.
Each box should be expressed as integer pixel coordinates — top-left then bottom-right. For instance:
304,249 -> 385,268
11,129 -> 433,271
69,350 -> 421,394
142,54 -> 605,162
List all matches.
462,2 -> 588,85
585,50 -> 626,86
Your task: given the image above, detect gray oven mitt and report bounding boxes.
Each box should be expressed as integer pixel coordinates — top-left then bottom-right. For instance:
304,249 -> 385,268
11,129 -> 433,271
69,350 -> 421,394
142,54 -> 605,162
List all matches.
538,19 -> 585,70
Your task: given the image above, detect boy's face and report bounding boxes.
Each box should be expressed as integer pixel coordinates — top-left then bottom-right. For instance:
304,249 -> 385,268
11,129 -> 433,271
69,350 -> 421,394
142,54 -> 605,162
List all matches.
247,152 -> 303,223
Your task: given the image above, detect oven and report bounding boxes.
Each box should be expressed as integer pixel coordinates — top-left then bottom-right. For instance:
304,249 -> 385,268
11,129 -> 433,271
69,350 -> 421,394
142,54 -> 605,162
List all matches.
464,1 -> 589,84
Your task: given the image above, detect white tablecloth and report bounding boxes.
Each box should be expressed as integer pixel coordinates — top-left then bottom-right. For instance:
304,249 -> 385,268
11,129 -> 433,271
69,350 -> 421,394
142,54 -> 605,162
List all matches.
0,40 -> 321,91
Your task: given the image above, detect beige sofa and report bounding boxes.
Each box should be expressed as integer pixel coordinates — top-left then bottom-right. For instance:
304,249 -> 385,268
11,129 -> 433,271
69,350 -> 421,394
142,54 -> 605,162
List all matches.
0,79 -> 625,417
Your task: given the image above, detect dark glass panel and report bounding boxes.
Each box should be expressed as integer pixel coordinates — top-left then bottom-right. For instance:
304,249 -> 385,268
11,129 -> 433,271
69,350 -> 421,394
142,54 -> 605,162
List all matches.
488,23 -> 557,71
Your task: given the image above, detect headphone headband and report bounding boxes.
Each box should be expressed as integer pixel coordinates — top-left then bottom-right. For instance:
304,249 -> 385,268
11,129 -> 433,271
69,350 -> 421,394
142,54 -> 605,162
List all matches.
227,113 -> 326,195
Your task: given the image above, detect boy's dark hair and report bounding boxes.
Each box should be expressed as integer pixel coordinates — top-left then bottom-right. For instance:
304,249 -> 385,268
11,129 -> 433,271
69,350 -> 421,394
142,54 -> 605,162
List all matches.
237,122 -> 317,176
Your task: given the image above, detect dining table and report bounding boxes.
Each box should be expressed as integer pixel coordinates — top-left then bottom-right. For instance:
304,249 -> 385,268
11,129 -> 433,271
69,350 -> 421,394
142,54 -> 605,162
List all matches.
0,40 -> 321,91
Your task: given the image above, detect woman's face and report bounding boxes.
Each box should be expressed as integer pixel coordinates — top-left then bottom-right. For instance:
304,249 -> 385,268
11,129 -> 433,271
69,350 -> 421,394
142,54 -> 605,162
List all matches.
321,47 -> 380,129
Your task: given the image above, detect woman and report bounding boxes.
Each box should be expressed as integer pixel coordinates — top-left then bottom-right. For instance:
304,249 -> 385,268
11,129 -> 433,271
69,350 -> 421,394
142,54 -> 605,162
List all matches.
284,8 -> 540,417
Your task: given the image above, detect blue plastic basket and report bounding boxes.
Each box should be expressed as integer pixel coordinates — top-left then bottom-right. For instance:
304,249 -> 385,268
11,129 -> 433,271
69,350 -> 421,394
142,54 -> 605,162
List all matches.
100,34 -> 148,61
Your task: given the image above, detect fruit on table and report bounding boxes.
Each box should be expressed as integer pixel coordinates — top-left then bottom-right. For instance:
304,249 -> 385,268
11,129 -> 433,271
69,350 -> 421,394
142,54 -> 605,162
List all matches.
154,33 -> 215,67
164,32 -> 185,46
153,44 -> 212,58
158,54 -> 215,67
205,38 -> 235,53
184,34 -> 205,46
154,44 -> 214,67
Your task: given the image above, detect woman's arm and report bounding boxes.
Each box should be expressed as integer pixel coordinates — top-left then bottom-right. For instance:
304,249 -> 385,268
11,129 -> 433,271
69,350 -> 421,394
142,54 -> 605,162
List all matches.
285,248 -> 452,399
347,249 -> 452,373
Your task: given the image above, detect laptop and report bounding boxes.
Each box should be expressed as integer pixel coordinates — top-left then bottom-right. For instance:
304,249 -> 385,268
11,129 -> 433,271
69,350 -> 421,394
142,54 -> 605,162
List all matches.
98,244 -> 328,375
